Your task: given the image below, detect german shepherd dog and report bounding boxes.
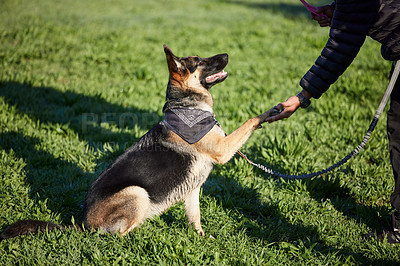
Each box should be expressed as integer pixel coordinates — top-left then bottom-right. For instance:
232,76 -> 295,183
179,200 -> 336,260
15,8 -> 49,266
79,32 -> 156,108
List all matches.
0,45 -> 278,240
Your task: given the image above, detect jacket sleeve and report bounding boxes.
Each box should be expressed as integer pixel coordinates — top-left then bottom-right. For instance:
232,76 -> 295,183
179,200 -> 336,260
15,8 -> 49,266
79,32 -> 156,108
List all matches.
300,0 -> 380,99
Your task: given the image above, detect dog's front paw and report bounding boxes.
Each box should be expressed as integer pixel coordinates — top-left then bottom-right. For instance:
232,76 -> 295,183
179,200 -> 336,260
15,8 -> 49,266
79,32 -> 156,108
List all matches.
264,105 -> 284,118
258,105 -> 284,124
269,105 -> 284,117
197,228 -> 205,236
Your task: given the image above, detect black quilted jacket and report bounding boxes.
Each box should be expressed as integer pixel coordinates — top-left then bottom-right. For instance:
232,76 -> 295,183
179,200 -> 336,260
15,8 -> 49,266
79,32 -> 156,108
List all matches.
300,0 -> 400,99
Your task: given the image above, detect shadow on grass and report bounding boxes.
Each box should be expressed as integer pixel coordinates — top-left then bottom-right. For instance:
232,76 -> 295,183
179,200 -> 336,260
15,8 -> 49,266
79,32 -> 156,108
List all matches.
0,81 -> 162,147
0,81 -> 162,221
0,131 -> 87,222
305,175 -> 392,231
203,171 -> 397,265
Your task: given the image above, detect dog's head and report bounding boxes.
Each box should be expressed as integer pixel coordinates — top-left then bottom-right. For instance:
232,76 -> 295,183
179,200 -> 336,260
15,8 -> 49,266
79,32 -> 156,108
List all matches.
163,45 -> 228,109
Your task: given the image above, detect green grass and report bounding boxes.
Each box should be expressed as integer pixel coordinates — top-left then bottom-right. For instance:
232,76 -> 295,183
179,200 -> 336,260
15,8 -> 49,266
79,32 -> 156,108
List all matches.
1,0 -> 399,264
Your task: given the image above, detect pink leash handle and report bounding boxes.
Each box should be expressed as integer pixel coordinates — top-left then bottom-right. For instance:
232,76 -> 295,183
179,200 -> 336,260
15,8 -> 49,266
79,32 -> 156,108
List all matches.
300,0 -> 329,20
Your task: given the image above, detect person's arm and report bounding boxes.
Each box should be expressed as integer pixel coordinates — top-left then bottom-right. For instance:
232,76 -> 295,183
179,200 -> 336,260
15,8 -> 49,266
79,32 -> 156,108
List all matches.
301,0 -> 379,98
266,0 -> 380,123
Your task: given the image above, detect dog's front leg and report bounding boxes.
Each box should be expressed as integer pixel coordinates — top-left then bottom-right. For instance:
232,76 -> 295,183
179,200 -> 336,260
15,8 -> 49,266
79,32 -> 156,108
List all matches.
216,118 -> 262,164
210,108 -> 277,164
184,187 -> 204,236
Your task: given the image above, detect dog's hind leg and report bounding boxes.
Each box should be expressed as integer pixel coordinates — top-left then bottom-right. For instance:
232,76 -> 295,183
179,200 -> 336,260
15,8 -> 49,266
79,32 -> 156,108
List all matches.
184,186 -> 204,236
86,186 -> 150,236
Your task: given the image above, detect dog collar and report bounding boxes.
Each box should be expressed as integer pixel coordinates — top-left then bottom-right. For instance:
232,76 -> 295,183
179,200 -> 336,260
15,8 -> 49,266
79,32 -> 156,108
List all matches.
163,107 -> 218,144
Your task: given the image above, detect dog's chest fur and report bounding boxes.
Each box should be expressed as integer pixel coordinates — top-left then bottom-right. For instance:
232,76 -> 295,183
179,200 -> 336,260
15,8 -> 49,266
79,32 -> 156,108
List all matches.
84,122 -> 214,218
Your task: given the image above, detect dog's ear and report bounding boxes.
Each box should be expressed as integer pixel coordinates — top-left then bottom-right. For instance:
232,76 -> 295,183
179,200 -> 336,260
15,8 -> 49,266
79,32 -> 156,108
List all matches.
164,45 -> 185,74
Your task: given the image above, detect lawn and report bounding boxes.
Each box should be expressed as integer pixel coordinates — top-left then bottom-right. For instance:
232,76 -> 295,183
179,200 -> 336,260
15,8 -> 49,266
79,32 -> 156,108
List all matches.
1,0 -> 399,264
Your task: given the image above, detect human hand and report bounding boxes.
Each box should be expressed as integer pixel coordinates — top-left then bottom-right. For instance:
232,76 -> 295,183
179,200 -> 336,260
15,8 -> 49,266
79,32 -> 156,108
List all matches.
265,96 -> 301,123
311,5 -> 334,27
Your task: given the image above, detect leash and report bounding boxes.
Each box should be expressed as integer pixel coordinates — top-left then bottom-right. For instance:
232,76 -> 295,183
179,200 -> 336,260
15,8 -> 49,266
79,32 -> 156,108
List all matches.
237,61 -> 400,179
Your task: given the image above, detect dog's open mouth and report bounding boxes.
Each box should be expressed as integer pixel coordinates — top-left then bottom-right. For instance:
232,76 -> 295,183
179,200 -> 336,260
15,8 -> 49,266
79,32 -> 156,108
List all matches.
205,70 -> 228,84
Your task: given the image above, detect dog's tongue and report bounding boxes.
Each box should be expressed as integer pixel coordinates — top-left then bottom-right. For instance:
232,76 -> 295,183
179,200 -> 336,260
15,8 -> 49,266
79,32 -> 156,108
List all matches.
206,70 -> 227,83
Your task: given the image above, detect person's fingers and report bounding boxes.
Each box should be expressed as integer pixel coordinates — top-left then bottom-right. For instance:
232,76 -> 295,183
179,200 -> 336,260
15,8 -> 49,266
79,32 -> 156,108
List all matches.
319,21 -> 331,27
312,14 -> 322,21
311,14 -> 331,26
311,5 -> 334,27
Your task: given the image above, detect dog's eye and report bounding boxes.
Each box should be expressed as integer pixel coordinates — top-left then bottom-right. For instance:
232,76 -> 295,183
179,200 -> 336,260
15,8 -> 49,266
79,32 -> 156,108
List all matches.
195,58 -> 203,67
196,60 -> 203,67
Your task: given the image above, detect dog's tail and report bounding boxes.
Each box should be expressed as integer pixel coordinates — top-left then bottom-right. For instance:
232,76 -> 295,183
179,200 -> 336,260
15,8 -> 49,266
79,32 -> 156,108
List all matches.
0,219 -> 82,241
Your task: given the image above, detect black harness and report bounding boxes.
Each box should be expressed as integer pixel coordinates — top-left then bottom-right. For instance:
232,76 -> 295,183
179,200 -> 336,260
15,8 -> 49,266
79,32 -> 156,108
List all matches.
163,107 -> 218,144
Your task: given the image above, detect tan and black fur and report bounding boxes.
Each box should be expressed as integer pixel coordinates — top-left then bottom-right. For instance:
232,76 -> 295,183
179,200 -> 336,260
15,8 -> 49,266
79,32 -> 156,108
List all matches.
0,45 -> 277,240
